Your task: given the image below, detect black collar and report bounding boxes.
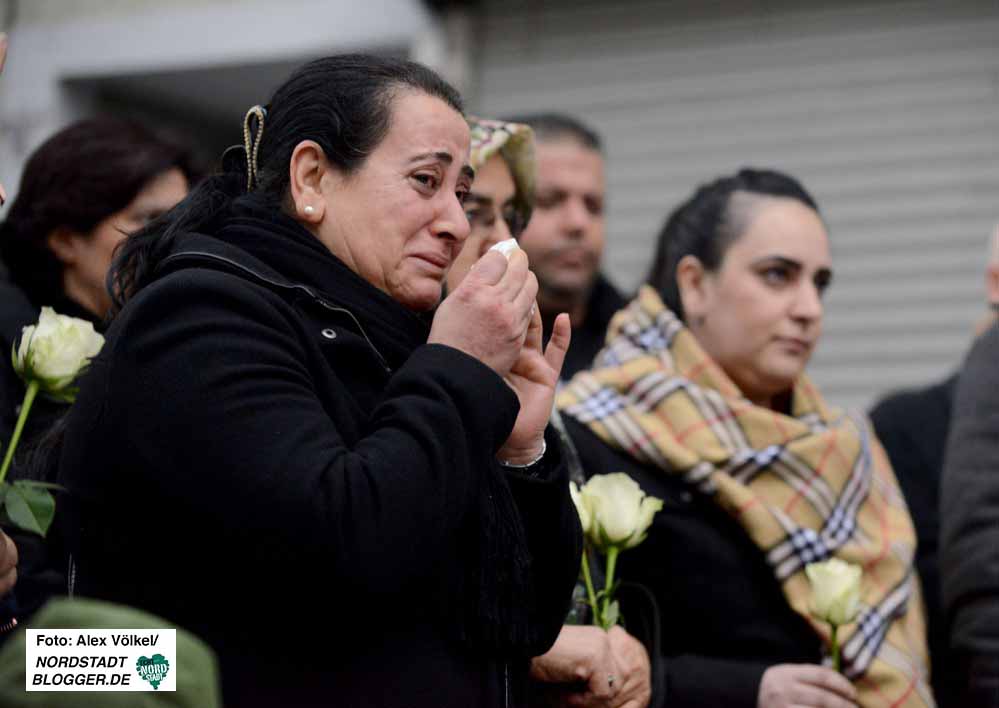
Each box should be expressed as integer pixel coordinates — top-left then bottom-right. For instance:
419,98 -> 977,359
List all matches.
157,204 -> 433,372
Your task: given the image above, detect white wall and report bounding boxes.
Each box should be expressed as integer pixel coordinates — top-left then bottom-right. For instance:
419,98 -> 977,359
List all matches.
474,0 -> 999,410
0,0 -> 432,195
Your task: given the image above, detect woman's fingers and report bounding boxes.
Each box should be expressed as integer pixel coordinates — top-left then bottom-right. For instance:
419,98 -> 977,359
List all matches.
0,531 -> 18,596
499,248 -> 531,300
759,664 -> 858,708
470,249 -> 509,287
798,667 -> 857,701
522,300 -> 544,353
511,270 -> 539,328
544,312 -> 572,377
788,684 -> 857,708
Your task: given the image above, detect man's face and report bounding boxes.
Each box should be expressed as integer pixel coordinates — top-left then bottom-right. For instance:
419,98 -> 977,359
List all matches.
517,139 -> 605,301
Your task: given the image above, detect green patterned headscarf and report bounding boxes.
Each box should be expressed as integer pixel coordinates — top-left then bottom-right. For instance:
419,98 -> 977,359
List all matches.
468,117 -> 536,232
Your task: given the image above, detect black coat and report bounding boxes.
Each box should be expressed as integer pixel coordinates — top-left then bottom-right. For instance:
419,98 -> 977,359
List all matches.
57,209 -> 581,708
0,277 -> 37,444
550,274 -> 626,382
941,324 -> 999,707
564,417 -> 821,708
870,375 -> 956,704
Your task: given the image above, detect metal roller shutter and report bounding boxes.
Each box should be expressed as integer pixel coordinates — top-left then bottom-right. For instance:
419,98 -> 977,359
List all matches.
473,0 -> 999,410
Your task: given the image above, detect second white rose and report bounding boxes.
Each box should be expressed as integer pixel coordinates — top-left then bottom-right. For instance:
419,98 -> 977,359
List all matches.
575,472 -> 663,551
805,557 -> 862,627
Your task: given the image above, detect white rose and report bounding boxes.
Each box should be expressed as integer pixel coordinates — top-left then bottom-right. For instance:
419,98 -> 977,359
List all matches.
13,307 -> 105,401
579,473 -> 663,551
569,481 -> 592,534
805,558 -> 862,626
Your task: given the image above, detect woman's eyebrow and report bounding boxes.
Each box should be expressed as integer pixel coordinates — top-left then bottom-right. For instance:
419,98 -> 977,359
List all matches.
407,152 -> 474,181
409,151 -> 453,164
752,255 -> 802,270
466,193 -> 494,207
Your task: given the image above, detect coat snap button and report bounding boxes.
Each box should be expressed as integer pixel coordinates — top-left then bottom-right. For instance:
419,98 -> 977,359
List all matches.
321,328 -> 337,340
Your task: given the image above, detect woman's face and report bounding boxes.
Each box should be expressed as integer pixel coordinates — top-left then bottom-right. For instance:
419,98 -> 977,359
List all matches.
56,167 -> 189,316
446,153 -> 516,292
681,196 -> 833,406
317,91 -> 473,311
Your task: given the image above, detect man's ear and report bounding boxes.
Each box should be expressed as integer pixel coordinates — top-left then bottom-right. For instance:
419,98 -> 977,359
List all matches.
46,227 -> 83,266
675,254 -> 709,323
986,261 -> 999,306
288,140 -> 331,224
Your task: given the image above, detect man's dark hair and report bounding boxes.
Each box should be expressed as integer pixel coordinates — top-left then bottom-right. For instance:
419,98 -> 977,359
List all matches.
503,112 -> 602,152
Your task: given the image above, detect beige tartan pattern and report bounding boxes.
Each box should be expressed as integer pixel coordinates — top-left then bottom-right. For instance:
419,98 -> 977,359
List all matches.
557,286 -> 934,708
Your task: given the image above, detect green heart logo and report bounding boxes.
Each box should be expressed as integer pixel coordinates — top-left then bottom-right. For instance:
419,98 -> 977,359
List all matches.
135,654 -> 170,689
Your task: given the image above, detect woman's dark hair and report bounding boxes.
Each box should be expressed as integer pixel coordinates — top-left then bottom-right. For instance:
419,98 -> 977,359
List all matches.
646,167 -> 820,320
0,118 -> 195,306
110,54 -> 463,312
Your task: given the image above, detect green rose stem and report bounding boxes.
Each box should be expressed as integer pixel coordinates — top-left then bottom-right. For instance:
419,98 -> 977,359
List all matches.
600,545 -> 620,630
0,380 -> 39,484
830,623 -> 841,673
580,549 -> 600,626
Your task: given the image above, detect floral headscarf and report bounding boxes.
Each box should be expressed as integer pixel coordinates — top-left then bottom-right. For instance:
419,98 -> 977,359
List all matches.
467,117 -> 536,232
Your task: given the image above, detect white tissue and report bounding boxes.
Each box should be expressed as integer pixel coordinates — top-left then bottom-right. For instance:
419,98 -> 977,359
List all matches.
489,238 -> 520,260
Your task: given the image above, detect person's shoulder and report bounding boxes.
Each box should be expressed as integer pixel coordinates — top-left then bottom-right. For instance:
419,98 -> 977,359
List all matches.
965,323 -> 999,367
114,266 -> 298,344
0,278 -> 36,343
590,273 -> 628,319
869,374 -> 956,427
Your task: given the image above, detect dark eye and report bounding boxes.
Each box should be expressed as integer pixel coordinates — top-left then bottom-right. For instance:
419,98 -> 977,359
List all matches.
456,188 -> 470,205
412,173 -> 439,191
762,266 -> 791,286
534,191 -> 562,210
584,196 -> 604,216
464,206 -> 495,228
814,272 -> 833,296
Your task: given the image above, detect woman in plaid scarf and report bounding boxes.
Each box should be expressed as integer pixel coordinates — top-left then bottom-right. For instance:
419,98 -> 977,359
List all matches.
558,169 -> 931,708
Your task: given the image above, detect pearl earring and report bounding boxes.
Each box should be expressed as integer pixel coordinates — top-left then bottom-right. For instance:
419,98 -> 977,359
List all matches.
303,205 -> 315,215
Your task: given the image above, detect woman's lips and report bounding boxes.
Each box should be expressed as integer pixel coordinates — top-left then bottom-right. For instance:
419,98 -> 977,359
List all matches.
412,253 -> 450,271
775,337 -> 812,355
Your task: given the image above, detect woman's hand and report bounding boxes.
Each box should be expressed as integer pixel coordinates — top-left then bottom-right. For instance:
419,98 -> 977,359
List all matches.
530,625 -> 651,708
758,664 -> 858,708
429,249 -> 537,378
599,626 -> 651,708
496,306 -> 570,464
530,625 -> 620,706
0,531 -> 18,596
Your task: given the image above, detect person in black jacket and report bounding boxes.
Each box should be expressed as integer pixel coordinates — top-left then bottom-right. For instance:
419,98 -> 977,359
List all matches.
940,321 -> 999,707
57,55 -> 581,708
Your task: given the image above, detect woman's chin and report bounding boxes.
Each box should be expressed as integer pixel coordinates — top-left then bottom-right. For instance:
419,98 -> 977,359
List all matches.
393,281 -> 445,312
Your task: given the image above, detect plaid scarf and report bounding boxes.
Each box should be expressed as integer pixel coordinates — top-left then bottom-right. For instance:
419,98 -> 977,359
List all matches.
557,286 -> 933,708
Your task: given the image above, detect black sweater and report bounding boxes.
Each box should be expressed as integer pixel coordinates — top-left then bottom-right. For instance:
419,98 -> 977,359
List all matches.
57,209 -> 581,707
